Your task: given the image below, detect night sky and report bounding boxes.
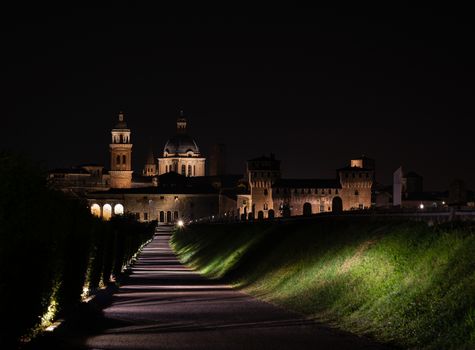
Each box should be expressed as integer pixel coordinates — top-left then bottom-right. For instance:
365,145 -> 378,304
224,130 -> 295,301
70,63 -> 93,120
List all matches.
2,7 -> 474,190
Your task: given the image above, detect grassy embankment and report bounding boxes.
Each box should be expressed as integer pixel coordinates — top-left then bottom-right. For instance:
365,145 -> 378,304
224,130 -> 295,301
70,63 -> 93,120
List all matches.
172,219 -> 475,349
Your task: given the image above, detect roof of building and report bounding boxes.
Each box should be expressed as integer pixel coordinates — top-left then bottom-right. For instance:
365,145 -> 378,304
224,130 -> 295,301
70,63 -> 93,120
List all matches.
79,163 -> 104,168
49,168 -> 90,175
337,166 -> 373,172
89,184 -> 217,195
132,174 -> 155,183
272,178 -> 341,189
163,134 -> 200,155
190,174 -> 243,188
90,172 -> 217,195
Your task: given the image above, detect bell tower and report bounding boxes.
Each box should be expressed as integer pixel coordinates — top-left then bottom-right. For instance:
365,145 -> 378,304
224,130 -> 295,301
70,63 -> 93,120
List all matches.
109,111 -> 133,188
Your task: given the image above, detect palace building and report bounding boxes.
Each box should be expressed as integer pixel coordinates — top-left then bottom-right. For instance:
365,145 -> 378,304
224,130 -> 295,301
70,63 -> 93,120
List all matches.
49,111 -> 373,222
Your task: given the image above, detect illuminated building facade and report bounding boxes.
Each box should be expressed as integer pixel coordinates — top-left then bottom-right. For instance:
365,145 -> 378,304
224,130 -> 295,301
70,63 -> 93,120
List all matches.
49,111 -> 373,222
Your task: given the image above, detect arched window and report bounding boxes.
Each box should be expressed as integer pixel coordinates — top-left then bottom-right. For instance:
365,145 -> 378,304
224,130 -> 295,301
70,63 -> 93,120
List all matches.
90,204 -> 101,217
159,211 -> 164,222
114,204 -> 124,215
116,155 -> 121,164
103,204 -> 112,220
174,211 -> 179,222
122,155 -> 126,164
166,211 -> 172,222
181,164 -> 186,175
355,190 -> 359,196
188,165 -> 192,176
193,165 -> 196,176
120,134 -> 123,143
165,165 -> 168,173
264,189 -> 268,196
303,202 -> 312,216
332,197 -> 343,212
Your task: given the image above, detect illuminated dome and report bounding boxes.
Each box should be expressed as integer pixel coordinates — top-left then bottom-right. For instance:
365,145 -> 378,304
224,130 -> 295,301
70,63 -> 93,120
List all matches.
163,112 -> 200,157
163,134 -> 200,156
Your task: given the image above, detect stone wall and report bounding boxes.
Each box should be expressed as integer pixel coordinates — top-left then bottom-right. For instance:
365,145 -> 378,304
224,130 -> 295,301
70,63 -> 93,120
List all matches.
88,193 -> 219,223
272,188 -> 342,217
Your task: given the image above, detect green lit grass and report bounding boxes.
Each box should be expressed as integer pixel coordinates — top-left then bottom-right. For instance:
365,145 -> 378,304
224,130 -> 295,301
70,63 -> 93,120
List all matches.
171,220 -> 475,349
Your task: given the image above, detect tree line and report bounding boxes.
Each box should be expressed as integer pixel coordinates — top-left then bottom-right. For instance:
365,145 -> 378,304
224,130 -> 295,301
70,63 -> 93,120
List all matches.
0,151 -> 156,347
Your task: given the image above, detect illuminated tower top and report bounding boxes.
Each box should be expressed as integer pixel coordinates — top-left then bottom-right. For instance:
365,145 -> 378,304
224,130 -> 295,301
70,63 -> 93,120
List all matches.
109,111 -> 133,188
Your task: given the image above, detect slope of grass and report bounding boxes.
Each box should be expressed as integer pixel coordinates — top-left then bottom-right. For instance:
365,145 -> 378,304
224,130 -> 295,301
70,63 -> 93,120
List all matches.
171,219 -> 475,349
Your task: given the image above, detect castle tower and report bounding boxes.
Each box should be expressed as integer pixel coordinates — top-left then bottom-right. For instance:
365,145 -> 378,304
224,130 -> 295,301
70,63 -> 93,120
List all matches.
109,111 -> 133,188
143,147 -> 157,177
338,160 -> 373,210
210,143 -> 226,176
246,154 -> 281,219
158,110 -> 206,177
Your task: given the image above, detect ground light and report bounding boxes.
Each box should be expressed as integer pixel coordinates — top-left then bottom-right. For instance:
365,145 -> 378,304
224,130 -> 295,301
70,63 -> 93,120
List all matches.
177,220 -> 184,227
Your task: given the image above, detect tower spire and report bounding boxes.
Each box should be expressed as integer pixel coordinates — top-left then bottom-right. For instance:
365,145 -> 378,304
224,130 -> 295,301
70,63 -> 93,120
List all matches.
177,109 -> 187,134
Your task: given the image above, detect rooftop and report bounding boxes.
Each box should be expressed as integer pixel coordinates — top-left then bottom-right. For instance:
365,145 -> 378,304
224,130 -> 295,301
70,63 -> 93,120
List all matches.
273,178 -> 341,189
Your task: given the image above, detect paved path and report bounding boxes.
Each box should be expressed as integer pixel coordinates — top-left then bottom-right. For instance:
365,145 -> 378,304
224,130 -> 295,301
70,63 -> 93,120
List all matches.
36,225 -> 392,349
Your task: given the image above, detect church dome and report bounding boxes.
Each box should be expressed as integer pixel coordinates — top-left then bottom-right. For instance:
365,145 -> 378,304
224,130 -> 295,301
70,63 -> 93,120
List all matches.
163,111 -> 201,157
163,134 -> 200,156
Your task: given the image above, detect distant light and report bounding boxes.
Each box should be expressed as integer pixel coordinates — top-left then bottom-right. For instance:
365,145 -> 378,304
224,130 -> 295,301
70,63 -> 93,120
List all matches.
442,201 -> 446,205
45,320 -> 62,332
177,220 -> 184,227
419,203 -> 425,209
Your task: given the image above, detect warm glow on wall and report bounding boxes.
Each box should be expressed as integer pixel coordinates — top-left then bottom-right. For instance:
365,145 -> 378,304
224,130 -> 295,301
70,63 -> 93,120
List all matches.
91,204 -> 101,217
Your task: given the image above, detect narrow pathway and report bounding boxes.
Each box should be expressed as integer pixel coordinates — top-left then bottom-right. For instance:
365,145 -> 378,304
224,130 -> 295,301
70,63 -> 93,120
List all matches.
40,225 -> 392,349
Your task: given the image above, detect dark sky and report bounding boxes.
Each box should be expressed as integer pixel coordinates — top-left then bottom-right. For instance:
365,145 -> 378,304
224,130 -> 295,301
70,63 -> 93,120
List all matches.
2,6 -> 474,190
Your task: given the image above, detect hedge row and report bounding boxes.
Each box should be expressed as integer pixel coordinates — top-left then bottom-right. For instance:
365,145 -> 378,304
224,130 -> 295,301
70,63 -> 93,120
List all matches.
0,152 -> 156,347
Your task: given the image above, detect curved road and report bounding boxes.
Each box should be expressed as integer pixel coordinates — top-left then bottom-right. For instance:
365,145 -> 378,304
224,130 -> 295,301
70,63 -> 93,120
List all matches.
36,225 -> 393,349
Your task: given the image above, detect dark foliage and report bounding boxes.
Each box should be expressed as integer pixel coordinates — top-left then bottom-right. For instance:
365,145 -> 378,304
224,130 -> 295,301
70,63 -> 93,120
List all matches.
0,151 -> 156,348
